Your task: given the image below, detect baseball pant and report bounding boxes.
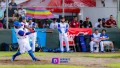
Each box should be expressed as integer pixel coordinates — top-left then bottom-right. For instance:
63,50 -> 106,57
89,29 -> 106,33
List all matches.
100,41 -> 112,51
17,38 -> 31,54
28,32 -> 37,52
59,33 -> 70,52
90,41 -> 99,52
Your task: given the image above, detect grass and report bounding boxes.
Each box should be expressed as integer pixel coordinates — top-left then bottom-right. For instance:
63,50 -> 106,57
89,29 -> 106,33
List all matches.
105,63 -> 120,68
82,53 -> 120,58
0,51 -> 56,57
0,64 -> 85,68
0,52 -> 120,68
0,52 -> 120,58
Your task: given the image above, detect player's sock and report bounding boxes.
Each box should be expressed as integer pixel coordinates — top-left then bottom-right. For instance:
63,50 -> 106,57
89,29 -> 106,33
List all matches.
28,50 -> 36,60
12,51 -> 21,61
13,51 -> 21,57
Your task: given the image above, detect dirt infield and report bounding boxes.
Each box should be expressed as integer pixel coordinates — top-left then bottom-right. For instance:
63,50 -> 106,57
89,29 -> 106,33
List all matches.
0,53 -> 120,68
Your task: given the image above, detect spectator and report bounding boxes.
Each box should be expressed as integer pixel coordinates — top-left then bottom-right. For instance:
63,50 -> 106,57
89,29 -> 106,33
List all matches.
7,5 -> 15,17
0,4 -> 4,24
70,16 -> 79,28
43,23 -> 49,28
89,29 -> 101,53
65,19 -> 69,24
105,15 -> 117,28
9,0 -> 17,11
50,18 -> 58,29
94,18 -> 103,28
6,5 -> 15,29
79,20 -> 84,28
0,22 -> 3,29
12,14 -> 18,21
2,15 -> 6,29
0,4 -> 3,29
83,17 -> 92,28
18,5 -> 26,17
65,19 -> 70,27
46,23 -> 50,28
102,18 -> 106,28
1,0 -> 6,12
100,29 -> 115,53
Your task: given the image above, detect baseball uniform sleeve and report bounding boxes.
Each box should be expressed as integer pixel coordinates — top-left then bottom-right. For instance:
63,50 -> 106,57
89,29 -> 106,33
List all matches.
18,30 -> 32,36
32,22 -> 36,28
58,24 -> 62,33
65,24 -> 68,33
106,34 -> 109,38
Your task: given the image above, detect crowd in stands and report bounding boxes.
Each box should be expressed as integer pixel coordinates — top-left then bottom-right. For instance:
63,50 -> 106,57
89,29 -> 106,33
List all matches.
0,0 -> 118,30
49,15 -> 117,30
0,0 -> 26,29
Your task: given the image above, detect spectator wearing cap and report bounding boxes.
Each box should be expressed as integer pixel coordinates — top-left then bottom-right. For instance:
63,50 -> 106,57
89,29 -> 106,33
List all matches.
50,18 -> 58,29
94,18 -> 103,28
83,17 -> 92,28
105,15 -> 117,28
70,16 -> 80,28
102,18 -> 106,28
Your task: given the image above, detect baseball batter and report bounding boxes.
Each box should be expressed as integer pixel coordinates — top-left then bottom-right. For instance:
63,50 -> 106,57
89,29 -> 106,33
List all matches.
11,21 -> 39,61
28,17 -> 37,52
58,17 -> 70,52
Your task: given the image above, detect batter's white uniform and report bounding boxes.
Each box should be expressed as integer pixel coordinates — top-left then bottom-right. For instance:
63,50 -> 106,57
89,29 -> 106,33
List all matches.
14,27 -> 31,53
21,22 -> 29,42
50,22 -> 58,29
28,22 -> 36,52
90,33 -> 101,52
58,22 -> 69,52
21,22 -> 29,32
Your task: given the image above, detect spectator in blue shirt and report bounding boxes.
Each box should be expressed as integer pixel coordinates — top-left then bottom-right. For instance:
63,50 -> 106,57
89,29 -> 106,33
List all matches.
100,29 -> 115,53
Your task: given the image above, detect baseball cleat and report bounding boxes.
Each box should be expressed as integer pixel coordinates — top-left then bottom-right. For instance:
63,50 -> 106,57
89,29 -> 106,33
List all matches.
11,56 -> 15,62
101,51 -> 105,53
111,50 -> 115,53
33,58 -> 40,61
67,51 -> 72,53
90,51 -> 94,53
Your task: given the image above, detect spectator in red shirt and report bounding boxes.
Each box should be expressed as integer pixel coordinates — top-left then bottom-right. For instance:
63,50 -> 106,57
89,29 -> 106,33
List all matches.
70,16 -> 80,28
105,15 -> 117,28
